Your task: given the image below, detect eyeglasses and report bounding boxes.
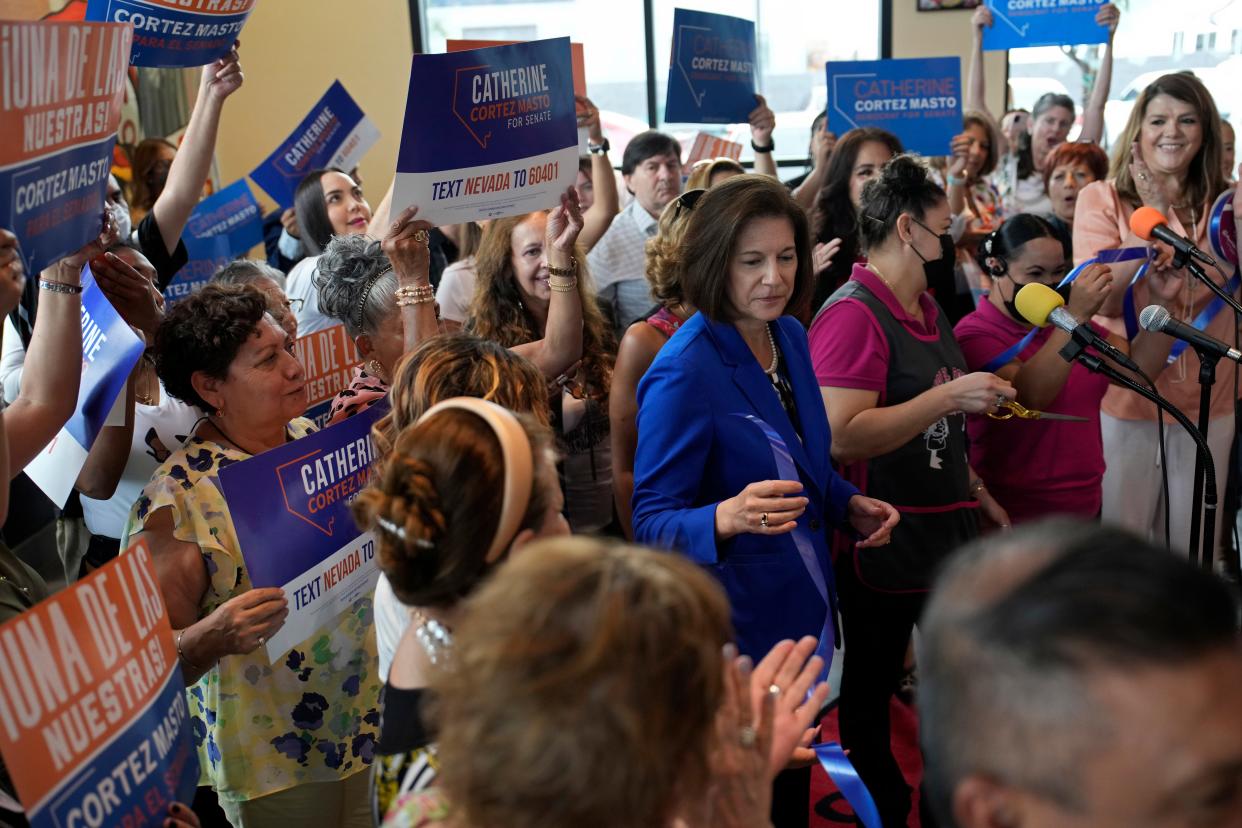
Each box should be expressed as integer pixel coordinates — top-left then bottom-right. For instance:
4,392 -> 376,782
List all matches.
672,188 -> 707,219
286,296 -> 305,313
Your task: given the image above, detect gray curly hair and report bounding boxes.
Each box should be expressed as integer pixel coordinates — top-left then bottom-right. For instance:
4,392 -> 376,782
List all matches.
315,234 -> 398,338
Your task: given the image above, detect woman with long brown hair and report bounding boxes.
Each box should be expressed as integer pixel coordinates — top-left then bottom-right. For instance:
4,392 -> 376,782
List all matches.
470,206 -> 616,534
1075,71 -> 1242,556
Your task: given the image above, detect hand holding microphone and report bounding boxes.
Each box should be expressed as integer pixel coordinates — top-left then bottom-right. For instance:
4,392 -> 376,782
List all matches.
1014,282 -> 1143,373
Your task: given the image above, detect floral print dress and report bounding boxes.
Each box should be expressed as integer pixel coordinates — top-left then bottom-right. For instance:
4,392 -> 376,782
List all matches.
121,419 -> 382,805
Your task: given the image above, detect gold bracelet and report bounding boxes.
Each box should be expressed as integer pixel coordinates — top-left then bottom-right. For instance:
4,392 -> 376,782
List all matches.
176,629 -> 205,672
969,478 -> 986,498
396,294 -> 436,307
549,277 -> 578,293
395,283 -> 435,300
547,258 -> 577,278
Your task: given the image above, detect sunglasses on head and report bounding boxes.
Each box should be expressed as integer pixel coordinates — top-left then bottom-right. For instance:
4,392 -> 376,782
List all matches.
672,188 -> 707,219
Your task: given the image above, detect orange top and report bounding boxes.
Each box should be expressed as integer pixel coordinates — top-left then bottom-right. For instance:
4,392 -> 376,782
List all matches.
1073,180 -> 1241,423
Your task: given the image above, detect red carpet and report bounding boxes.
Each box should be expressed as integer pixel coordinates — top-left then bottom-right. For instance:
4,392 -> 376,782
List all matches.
808,696 -> 924,827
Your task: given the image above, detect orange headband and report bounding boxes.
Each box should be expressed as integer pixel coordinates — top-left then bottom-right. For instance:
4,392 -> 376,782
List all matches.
417,397 -> 534,562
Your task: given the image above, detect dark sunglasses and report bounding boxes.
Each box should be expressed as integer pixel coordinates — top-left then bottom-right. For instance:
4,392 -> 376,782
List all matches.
672,188 -> 707,219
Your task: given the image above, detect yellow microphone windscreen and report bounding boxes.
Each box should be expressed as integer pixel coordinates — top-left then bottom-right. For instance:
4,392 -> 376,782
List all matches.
1014,282 -> 1065,327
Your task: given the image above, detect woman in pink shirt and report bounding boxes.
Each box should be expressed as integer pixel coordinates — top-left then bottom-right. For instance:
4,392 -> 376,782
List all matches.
955,214 -> 1176,524
1074,72 -> 1242,556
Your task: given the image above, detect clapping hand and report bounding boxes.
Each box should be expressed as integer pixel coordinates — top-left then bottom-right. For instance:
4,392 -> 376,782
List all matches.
749,637 -> 832,777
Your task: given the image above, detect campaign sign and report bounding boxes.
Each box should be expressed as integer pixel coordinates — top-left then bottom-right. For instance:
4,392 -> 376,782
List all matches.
0,541 -> 199,828
294,324 -> 363,429
85,0 -> 254,68
684,131 -> 744,166
393,37 -> 579,226
827,57 -> 962,157
249,81 -> 381,208
25,264 -> 146,507
448,39 -> 590,151
664,9 -> 757,125
163,179 -> 263,304
982,0 -> 1107,51
219,405 -> 384,662
0,21 -> 131,276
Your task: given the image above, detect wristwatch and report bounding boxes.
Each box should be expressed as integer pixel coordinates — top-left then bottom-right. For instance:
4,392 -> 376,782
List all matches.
751,138 -> 775,153
587,137 -> 610,155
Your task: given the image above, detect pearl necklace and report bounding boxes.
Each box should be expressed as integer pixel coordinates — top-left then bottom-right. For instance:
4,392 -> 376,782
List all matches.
411,608 -> 453,666
764,322 -> 779,375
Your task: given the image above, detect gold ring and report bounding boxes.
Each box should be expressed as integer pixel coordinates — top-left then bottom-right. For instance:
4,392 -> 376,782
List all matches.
413,229 -> 429,245
760,513 -> 768,528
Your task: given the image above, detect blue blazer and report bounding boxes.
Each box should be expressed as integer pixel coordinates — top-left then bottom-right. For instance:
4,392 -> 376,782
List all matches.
632,313 -> 859,659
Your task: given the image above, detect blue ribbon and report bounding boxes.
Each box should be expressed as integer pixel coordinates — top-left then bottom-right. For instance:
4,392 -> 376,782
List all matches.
980,262 -> 1088,373
814,742 -> 883,828
735,414 -> 836,679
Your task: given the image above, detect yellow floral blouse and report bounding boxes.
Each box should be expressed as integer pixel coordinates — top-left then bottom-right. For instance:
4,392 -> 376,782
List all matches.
121,419 -> 382,804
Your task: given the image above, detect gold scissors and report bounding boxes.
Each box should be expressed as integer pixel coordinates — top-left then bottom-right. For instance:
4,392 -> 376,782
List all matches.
988,400 -> 1089,422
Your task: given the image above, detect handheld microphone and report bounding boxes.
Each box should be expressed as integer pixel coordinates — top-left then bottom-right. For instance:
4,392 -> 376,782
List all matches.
1130,206 -> 1218,267
1014,283 -> 1143,373
1138,304 -> 1242,363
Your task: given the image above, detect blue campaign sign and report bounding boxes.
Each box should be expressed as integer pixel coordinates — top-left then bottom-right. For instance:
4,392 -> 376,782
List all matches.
982,0 -> 1107,51
393,37 -> 580,225
163,179 -> 263,303
826,57 -> 962,157
219,405 -> 385,660
249,81 -> 381,208
67,267 -> 147,450
0,21 -> 131,276
663,8 -> 757,124
85,0 -> 255,68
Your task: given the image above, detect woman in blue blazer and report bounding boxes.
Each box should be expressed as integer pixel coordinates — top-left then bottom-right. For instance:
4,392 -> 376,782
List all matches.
632,176 -> 899,664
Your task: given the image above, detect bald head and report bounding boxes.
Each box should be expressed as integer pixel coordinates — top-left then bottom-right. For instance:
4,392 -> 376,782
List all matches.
919,520 -> 1241,828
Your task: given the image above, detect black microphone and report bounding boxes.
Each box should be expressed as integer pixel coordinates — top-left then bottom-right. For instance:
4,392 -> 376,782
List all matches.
1139,304 -> 1242,363
1130,206 -> 1218,267
1014,283 -> 1144,373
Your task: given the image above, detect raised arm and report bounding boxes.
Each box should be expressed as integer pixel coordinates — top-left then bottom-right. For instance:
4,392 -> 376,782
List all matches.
791,125 -> 836,211
1078,3 -> 1120,145
367,176 -> 396,239
383,206 -> 442,353
150,43 -> 244,255
577,96 -> 619,252
7,217 -> 118,472
749,94 -> 778,179
966,5 -> 993,117
511,188 -> 585,377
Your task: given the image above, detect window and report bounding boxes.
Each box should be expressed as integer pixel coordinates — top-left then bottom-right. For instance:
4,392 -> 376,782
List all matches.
1007,0 -> 1242,148
653,0 -> 881,166
418,0 -> 882,165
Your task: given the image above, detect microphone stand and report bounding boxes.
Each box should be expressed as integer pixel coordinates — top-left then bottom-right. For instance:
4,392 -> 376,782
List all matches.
1060,336 -> 1217,569
1175,250 -> 1237,569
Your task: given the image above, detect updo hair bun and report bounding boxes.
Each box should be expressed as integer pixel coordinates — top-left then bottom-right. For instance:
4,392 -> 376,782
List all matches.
878,154 -> 931,189
857,154 -> 947,252
352,453 -> 448,590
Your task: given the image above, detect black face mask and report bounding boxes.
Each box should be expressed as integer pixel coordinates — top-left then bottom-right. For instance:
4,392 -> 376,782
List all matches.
999,279 -> 1073,322
911,217 -> 956,295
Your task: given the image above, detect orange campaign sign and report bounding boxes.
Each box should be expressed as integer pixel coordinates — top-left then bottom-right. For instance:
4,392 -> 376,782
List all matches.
294,324 -> 362,428
0,540 -> 198,827
684,131 -> 745,166
0,20 -> 132,274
